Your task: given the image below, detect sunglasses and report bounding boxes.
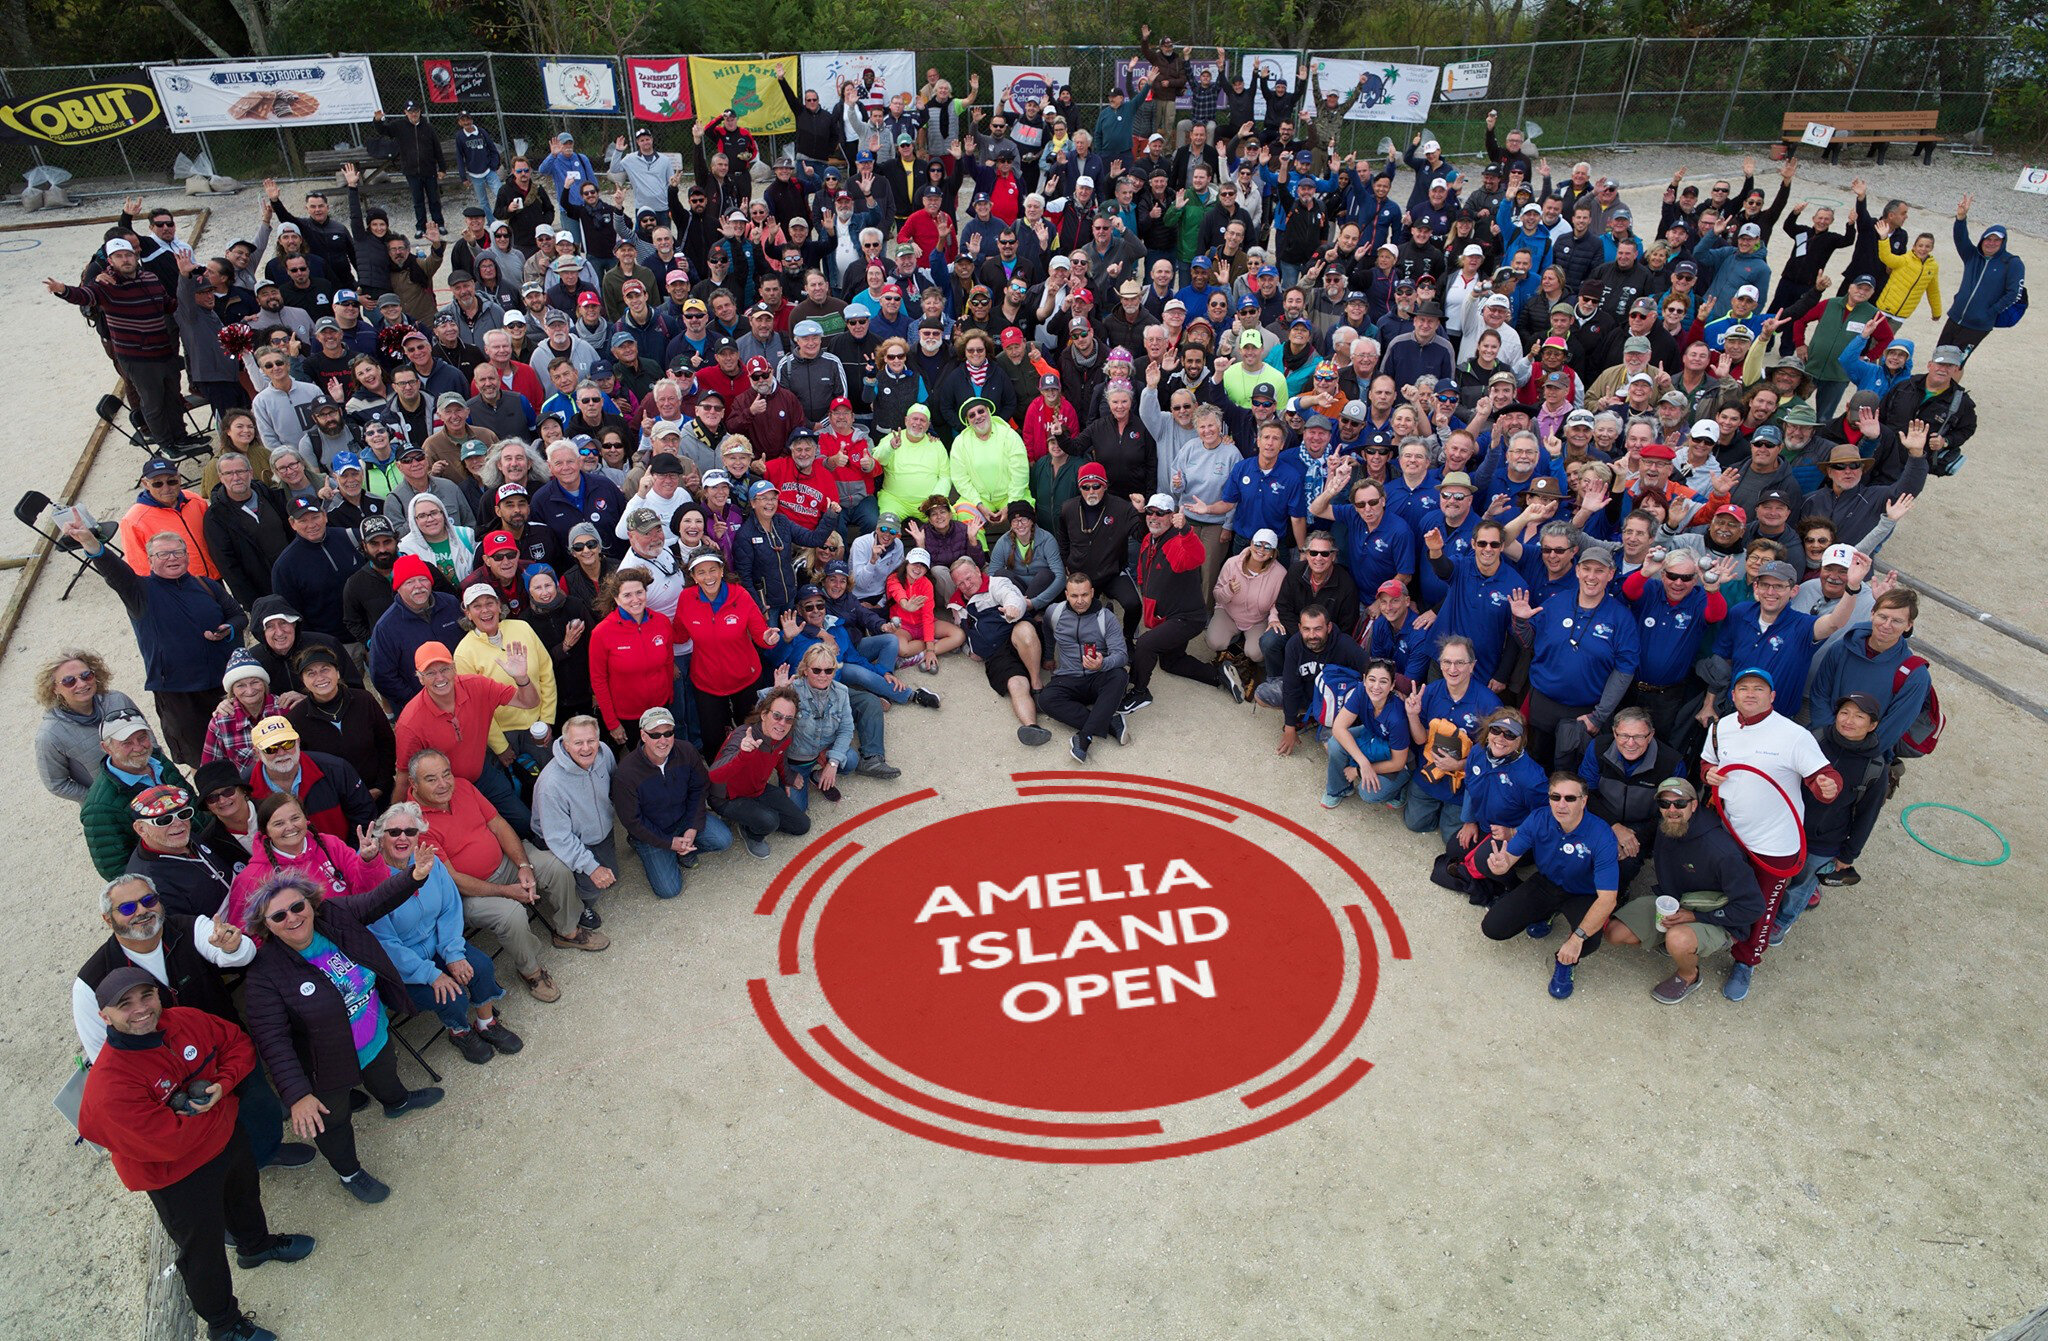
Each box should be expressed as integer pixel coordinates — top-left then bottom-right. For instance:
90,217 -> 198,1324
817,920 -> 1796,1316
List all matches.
140,805 -> 196,827
266,898 -> 310,924
202,787 -> 240,807
806,664 -> 838,674
59,668 -> 97,688
1664,571 -> 1697,582
799,602 -> 826,612
1078,481 -> 1105,490
261,742 -> 296,756
765,710 -> 796,723
1487,726 -> 1520,738
382,826 -> 422,839
1472,539 -> 1502,549
571,541 -> 600,552
1306,549 -> 1336,558
1540,545 -> 1573,557
1657,799 -> 1691,811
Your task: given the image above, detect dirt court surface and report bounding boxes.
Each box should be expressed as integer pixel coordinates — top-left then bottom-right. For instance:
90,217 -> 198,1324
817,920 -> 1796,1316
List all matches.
0,155 -> 2041,1341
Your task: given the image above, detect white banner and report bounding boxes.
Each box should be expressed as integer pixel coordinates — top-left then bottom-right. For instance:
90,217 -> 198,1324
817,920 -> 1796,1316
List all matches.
800,51 -> 918,107
1439,61 -> 1491,101
1238,53 -> 1299,122
2017,166 -> 2048,195
541,59 -> 619,113
990,64 -> 1071,114
149,57 -> 381,132
1308,58 -> 1438,123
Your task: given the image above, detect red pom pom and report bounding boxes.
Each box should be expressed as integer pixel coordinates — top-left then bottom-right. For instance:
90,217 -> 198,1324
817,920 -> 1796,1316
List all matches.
377,324 -> 414,358
216,323 -> 254,358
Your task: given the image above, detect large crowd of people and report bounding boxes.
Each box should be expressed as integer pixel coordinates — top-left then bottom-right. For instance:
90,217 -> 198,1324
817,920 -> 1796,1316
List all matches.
44,37 -> 2000,1340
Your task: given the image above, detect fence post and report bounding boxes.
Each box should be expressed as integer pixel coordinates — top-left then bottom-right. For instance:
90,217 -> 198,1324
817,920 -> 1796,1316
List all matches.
1609,38 -> 1638,146
1844,36 -> 1871,112
1516,44 -> 1534,132
490,54 -> 512,160
1715,39 -> 1752,145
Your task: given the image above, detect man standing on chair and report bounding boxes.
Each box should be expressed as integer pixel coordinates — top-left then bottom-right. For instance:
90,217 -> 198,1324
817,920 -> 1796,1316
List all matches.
48,237 -> 190,448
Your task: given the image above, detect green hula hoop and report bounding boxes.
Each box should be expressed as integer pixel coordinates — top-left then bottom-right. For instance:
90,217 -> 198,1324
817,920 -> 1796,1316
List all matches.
1898,802 -> 2010,867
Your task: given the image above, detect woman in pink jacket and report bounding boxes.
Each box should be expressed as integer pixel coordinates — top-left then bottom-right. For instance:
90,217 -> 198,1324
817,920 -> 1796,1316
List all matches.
227,793 -> 386,927
1205,528 -> 1287,670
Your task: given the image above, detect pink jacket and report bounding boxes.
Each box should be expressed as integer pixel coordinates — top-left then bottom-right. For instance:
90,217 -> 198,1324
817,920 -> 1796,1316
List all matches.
226,830 -> 385,928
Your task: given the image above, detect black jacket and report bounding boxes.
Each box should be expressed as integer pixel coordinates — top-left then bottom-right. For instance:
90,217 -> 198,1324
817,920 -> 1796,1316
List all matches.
121,832 -> 247,924
389,115 -> 445,178
287,686 -> 399,801
241,866 -> 425,1105
77,913 -> 245,1030
204,483 -> 293,609
1650,809 -> 1765,939
1274,557 -> 1360,639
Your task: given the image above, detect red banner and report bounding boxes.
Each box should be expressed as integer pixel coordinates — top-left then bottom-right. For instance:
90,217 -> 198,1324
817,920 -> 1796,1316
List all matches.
625,57 -> 693,122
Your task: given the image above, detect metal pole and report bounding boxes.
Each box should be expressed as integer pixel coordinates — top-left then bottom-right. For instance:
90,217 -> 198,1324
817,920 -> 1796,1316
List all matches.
491,54 -> 513,160
1609,38 -> 1637,146
1844,35 -> 1871,113
1665,40 -> 1697,144
1715,39 -> 1751,145
1516,41 -> 1534,132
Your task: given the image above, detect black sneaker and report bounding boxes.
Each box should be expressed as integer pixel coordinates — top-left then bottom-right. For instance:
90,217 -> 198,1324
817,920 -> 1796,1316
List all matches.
578,905 -> 603,931
1219,659 -> 1245,704
208,1313 -> 279,1341
1119,688 -> 1154,713
909,686 -> 942,708
449,1028 -> 495,1065
236,1232 -> 315,1269
680,851 -> 699,869
382,1087 -> 444,1119
1110,712 -> 1132,746
815,780 -> 842,801
339,1170 -> 390,1204
1017,723 -> 1052,746
261,1142 -> 315,1171
856,756 -> 902,779
1069,734 -> 1091,763
478,1018 -> 523,1054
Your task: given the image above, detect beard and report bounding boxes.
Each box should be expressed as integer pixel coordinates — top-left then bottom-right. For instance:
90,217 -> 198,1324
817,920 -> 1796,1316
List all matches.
126,910 -> 162,940
1658,815 -> 1689,839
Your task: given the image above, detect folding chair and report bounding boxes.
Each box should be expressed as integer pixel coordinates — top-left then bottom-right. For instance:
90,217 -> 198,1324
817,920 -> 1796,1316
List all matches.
14,490 -> 119,601
96,393 -> 213,484
392,1011 -> 444,1085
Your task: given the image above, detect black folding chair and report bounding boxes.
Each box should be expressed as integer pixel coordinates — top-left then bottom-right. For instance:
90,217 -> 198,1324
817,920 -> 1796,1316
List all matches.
96,393 -> 213,483
392,1011 -> 444,1085
14,490 -> 118,601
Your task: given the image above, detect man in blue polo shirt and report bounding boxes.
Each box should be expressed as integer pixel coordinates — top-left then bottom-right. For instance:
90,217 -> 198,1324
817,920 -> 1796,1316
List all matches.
1621,548 -> 1732,747
1700,555 -> 1861,727
1478,769 -> 1622,1000
1510,541 -> 1639,769
1221,422 -> 1304,561
1415,470 -> 1481,611
1424,516 -> 1519,688
1306,459 -> 1415,597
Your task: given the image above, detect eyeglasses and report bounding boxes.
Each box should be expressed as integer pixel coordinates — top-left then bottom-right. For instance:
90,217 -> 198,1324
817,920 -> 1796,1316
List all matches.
1487,726 -> 1519,738
59,668 -> 98,688
202,787 -> 240,806
1664,571 -> 1697,583
806,664 -> 838,674
1540,545 -> 1573,557
1078,481 -> 1105,490
141,806 -> 196,827
1306,549 -> 1335,558
1656,799 -> 1691,811
1471,539 -> 1502,549
266,898 -> 310,924
765,710 -> 796,723
751,372 -> 772,381
799,601 -> 826,612
382,826 -> 421,839
115,892 -> 161,916
1547,792 -> 1585,803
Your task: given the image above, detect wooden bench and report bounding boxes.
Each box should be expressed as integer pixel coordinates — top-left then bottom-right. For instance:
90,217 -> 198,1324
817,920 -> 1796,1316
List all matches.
1781,111 -> 1939,166
303,138 -> 459,187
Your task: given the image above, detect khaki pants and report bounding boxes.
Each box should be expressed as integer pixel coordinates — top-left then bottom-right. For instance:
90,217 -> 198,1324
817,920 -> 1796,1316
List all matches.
462,852 -> 580,977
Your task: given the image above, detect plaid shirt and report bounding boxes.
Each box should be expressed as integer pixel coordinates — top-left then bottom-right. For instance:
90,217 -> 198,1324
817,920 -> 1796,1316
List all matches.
1188,81 -> 1221,122
200,695 -> 282,776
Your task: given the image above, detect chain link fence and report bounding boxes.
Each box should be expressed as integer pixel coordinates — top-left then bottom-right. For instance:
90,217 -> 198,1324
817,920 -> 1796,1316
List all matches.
0,36 -> 2020,204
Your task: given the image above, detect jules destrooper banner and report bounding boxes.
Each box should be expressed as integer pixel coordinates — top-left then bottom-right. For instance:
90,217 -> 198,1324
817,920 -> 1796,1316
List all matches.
1308,58 -> 1438,123
800,51 -> 918,107
687,55 -> 795,134
990,65 -> 1071,115
0,76 -> 160,146
149,57 -> 382,131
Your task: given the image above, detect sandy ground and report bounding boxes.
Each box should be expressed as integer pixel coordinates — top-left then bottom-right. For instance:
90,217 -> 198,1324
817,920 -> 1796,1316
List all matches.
0,157 -> 2042,1341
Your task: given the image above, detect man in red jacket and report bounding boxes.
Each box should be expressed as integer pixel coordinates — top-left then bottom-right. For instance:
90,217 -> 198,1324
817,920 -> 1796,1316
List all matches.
1122,494 -> 1244,713
77,968 -> 312,1341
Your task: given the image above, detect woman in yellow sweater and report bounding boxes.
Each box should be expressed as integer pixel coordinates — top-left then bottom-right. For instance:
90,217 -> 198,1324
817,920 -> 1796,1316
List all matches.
1876,232 -> 1943,322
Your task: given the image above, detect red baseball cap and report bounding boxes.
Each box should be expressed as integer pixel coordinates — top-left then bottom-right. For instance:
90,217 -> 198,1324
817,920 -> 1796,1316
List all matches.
828,395 -> 852,411
745,355 -> 772,376
1000,327 -> 1024,347
1637,443 -> 1677,461
576,291 -> 600,306
481,529 -> 519,556
1070,288 -> 1093,304
1077,462 -> 1108,484
879,283 -> 902,297
1708,501 -> 1748,523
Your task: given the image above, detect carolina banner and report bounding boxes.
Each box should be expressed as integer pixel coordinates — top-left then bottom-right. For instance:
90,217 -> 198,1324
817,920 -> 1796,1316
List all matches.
686,55 -> 795,134
1309,58 -> 1439,124
800,51 -> 917,107
989,65 -> 1071,115
625,58 -> 694,122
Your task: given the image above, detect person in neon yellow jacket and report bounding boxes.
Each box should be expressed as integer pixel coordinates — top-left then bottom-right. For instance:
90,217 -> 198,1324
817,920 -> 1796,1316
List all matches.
948,396 -> 1031,532
873,404 -> 952,522
451,584 -> 558,757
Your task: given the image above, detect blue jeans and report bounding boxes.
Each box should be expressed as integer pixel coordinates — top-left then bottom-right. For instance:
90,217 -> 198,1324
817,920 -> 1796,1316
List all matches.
1772,852 -> 1836,935
838,494 -> 879,541
402,946 -> 505,1032
838,638 -> 912,705
629,812 -> 736,898
1403,786 -> 1465,844
233,1056 -> 288,1167
475,756 -> 533,838
1259,627 -> 1287,670
1324,731 -> 1409,805
469,172 -> 503,215
569,834 -> 620,904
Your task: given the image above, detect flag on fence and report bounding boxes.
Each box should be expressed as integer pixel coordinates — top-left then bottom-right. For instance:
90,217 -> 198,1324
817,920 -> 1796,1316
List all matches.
626,58 -> 693,122
687,55 -> 795,134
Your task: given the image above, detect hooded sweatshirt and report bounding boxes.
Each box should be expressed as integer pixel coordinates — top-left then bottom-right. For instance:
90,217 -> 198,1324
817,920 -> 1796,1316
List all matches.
1804,623 -> 1932,758
1949,222 -> 2024,331
533,737 -> 619,876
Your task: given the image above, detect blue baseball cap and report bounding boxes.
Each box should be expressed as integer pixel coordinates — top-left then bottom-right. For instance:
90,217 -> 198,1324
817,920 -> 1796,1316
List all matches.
1237,295 -> 1259,311
749,480 -> 777,499
332,288 -> 360,305
1733,666 -> 1775,689
609,330 -> 637,350
330,451 -> 362,474
590,361 -> 614,379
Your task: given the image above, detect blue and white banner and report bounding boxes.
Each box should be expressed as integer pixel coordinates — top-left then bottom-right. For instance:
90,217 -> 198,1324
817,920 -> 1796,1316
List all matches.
149,57 -> 382,132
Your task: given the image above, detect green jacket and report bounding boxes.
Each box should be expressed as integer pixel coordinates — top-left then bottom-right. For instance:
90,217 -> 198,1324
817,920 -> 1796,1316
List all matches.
1030,450 -> 1083,533
81,750 -> 201,880
1800,296 -> 1876,385
1164,187 -> 1215,262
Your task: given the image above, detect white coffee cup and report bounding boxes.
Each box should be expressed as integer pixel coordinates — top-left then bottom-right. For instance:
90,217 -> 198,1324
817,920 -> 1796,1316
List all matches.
1654,894 -> 1680,933
529,722 -> 550,740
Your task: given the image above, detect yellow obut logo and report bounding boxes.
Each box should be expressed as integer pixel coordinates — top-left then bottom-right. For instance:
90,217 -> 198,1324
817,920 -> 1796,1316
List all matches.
1,83 -> 161,146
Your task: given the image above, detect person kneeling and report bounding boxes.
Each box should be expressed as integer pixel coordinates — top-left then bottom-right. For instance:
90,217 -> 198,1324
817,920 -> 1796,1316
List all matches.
1601,777 -> 1765,1005
709,687 -> 812,858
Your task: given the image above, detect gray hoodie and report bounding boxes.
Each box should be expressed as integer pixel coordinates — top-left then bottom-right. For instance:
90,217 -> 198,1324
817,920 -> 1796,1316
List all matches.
533,736 -> 618,875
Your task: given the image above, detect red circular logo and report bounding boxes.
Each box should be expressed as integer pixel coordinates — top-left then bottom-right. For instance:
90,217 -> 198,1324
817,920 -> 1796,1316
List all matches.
751,772 -> 1408,1162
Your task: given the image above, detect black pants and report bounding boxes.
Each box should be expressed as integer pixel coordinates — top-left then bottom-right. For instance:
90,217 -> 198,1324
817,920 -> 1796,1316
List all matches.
696,684 -> 764,756
1131,613 -> 1220,692
144,1133 -> 272,1332
719,786 -> 810,840
192,379 -> 249,413
1480,872 -> 1605,952
1039,668 -> 1129,739
1093,572 -> 1143,645
1936,319 -> 1992,362
405,172 -> 445,231
1524,687 -> 1593,773
311,1041 -> 407,1177
153,689 -> 218,768
1626,680 -> 1703,757
119,354 -> 187,445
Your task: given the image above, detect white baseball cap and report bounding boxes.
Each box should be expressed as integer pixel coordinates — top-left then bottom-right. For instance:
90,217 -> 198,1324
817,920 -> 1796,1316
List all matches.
1821,542 -> 1857,568
1145,492 -> 1176,512
1422,139 -> 1440,154
1735,284 -> 1760,301
905,547 -> 932,566
1689,419 -> 1720,440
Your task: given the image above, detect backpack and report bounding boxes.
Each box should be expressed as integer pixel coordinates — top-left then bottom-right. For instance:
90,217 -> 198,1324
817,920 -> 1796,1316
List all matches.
1892,653 -> 1944,757
1311,662 -> 1364,728
1995,281 -> 2028,329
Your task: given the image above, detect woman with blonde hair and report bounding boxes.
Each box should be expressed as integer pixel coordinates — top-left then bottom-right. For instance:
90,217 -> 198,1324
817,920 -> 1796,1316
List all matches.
201,408 -> 275,495
34,648 -> 143,803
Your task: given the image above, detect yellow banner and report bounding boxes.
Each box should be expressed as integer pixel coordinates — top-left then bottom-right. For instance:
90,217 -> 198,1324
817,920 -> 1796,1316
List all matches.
686,55 -> 796,135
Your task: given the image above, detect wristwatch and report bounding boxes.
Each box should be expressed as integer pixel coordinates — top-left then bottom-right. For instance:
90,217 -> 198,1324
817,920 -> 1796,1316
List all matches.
1572,927 -> 1591,941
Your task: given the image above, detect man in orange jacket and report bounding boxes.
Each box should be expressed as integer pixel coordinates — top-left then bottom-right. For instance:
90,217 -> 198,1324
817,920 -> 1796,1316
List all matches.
77,967 -> 313,1341
118,456 -> 220,579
